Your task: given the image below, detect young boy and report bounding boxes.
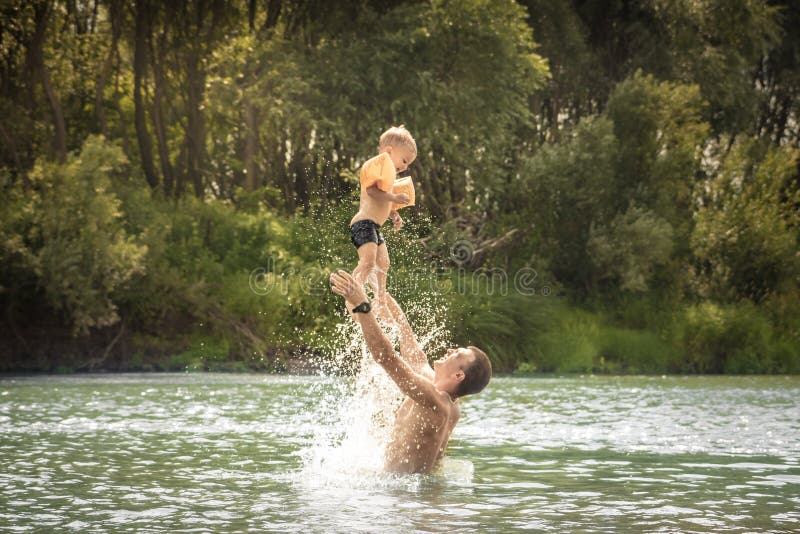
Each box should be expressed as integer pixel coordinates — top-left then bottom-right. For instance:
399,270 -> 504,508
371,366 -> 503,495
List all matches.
350,126 -> 417,317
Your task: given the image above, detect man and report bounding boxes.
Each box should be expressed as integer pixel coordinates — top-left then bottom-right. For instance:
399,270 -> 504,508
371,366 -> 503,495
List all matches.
329,270 -> 492,474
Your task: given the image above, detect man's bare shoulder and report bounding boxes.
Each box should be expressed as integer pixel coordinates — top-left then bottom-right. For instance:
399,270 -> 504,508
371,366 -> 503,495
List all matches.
417,364 -> 435,382
413,384 -> 458,420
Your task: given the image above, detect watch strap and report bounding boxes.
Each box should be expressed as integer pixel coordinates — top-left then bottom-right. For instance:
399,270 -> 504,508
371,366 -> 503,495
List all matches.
351,301 -> 371,314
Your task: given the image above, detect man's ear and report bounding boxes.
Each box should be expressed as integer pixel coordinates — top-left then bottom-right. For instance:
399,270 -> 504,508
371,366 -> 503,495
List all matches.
454,369 -> 465,382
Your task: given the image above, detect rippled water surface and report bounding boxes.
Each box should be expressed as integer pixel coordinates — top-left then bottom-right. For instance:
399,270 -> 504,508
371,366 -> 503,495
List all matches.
1,373 -> 798,532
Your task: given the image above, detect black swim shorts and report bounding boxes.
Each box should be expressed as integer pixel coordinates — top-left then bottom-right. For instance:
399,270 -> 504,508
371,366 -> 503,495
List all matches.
350,219 -> 385,249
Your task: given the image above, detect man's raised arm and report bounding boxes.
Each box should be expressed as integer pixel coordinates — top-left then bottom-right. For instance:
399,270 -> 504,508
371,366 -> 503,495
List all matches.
384,293 -> 432,379
330,270 -> 447,412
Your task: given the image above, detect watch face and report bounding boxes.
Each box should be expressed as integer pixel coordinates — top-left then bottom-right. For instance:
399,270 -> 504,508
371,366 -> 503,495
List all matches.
353,302 -> 371,313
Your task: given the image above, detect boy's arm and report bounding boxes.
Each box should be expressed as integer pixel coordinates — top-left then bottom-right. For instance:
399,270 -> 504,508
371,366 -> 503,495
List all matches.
330,271 -> 448,412
389,210 -> 403,231
366,185 -> 409,205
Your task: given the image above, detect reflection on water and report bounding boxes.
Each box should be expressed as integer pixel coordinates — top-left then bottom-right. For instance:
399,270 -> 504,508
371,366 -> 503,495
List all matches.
0,373 -> 798,532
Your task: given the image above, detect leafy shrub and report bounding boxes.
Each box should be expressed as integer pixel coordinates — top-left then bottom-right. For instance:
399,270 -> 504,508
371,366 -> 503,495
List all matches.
1,136 -> 146,334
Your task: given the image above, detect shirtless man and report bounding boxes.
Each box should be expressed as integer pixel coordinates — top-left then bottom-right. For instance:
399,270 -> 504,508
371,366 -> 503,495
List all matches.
329,270 -> 492,474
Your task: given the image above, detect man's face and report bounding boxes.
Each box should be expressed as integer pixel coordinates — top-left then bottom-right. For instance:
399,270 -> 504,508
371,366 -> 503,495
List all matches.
433,347 -> 473,381
386,145 -> 416,174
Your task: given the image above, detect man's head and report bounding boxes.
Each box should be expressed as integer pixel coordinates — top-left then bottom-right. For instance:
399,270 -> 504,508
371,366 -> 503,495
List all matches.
379,125 -> 417,174
433,346 -> 492,399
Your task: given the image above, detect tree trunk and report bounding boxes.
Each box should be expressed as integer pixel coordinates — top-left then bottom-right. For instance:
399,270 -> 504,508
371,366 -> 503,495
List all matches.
150,27 -> 175,197
29,1 -> 67,163
279,136 -> 294,212
294,141 -> 310,212
185,49 -> 206,198
261,0 -> 282,34
90,0 -> 99,33
111,41 -> 130,157
416,158 -> 442,217
94,0 -> 122,137
248,0 -> 256,31
0,123 -> 23,177
175,142 -> 187,198
133,0 -> 158,189
243,95 -> 259,191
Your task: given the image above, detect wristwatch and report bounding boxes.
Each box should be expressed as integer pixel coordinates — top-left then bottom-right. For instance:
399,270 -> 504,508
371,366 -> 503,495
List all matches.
351,301 -> 372,314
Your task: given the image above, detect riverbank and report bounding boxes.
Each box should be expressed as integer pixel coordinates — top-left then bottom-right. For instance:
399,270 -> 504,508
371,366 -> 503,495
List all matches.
3,299 -> 798,375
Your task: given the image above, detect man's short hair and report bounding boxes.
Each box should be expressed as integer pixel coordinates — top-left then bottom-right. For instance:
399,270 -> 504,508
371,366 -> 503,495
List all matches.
455,346 -> 492,398
379,125 -> 417,155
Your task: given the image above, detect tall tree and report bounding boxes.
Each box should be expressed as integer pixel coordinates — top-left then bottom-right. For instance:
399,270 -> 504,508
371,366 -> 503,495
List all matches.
133,0 -> 158,189
94,0 -> 124,137
148,12 -> 176,197
26,1 -> 68,162
175,0 -> 232,198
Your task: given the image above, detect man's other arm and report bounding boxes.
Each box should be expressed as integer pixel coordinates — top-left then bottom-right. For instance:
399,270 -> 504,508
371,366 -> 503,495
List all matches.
331,271 -> 447,412
384,293 -> 433,380
352,305 -> 446,412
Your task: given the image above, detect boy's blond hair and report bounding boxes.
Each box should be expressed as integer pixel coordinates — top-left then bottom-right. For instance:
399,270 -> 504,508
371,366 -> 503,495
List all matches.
379,125 -> 417,155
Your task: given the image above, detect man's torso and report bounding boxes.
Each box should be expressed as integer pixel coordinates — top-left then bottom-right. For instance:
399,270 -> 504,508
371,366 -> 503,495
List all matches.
384,396 -> 460,474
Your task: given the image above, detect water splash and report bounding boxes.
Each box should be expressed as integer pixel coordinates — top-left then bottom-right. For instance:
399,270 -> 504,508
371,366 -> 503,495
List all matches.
296,297 -> 454,489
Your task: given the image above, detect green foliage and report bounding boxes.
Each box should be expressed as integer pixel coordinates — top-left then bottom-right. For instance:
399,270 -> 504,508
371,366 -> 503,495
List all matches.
1,0 -> 799,375
595,327 -> 673,374
517,306 -> 670,374
516,73 -> 710,297
523,0 -> 784,136
606,72 -> 709,226
201,0 -> 549,213
655,0 -> 782,133
518,116 -> 618,293
674,301 -> 799,374
535,306 -> 600,373
1,136 -> 146,334
588,206 -> 674,293
166,335 -> 232,372
449,278 -> 557,372
691,138 -> 800,302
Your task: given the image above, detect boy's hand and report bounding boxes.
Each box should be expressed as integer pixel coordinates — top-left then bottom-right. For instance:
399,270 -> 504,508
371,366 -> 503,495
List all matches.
392,193 -> 410,205
390,211 -> 403,232
330,270 -> 368,307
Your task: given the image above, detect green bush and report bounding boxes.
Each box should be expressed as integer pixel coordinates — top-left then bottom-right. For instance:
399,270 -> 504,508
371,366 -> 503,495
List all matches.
1,136 -> 146,335
448,274 -> 559,372
535,307 -> 600,373
674,301 -> 797,374
164,335 -> 231,371
596,326 -> 672,374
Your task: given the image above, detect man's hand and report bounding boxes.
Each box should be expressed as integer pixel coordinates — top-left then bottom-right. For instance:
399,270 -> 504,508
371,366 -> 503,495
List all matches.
392,193 -> 410,206
389,210 -> 404,232
330,270 -> 369,307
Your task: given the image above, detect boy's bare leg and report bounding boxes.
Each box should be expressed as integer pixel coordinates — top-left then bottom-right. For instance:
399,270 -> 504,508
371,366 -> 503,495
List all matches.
373,243 -> 394,322
352,242 -> 379,290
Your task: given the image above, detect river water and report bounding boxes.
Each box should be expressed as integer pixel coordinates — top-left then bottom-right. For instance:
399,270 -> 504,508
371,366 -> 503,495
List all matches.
0,373 -> 798,532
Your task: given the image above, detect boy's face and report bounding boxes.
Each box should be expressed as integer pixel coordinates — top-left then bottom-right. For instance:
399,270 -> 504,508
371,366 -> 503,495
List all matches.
384,145 -> 416,174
